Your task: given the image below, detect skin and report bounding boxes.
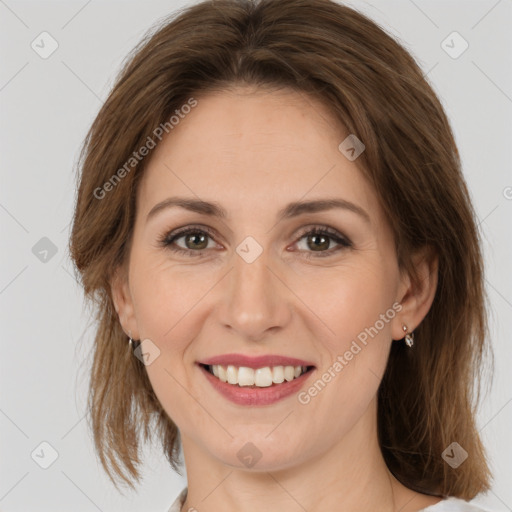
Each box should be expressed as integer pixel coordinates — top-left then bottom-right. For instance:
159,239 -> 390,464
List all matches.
112,86 -> 440,512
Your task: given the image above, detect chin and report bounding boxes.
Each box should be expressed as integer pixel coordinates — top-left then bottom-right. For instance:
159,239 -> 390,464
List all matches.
209,436 -> 310,473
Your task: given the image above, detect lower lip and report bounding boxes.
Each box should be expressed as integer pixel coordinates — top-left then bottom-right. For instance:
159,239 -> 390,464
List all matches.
198,364 -> 315,406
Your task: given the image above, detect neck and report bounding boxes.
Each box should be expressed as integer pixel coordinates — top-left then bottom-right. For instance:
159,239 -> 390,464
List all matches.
178,398 -> 422,512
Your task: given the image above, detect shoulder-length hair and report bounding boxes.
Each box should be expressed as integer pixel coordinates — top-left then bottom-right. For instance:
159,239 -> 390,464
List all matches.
69,0 -> 493,497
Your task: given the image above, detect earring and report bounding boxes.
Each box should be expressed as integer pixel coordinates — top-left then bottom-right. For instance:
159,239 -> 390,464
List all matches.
402,324 -> 414,348
128,331 -> 141,351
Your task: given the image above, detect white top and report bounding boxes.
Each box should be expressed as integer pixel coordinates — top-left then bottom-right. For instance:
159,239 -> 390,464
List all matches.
167,488 -> 495,511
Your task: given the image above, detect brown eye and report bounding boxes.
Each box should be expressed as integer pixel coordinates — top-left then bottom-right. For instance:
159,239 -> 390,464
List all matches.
181,231 -> 209,250
306,232 -> 331,251
294,226 -> 352,259
159,226 -> 218,257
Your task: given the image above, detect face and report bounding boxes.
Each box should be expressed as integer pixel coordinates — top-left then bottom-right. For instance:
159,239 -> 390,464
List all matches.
113,86 -> 412,471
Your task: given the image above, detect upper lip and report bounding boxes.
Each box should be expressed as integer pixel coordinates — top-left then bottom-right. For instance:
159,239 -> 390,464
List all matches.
198,353 -> 316,369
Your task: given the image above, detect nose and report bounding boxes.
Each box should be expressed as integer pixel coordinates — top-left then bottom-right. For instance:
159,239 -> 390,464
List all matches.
218,246 -> 292,341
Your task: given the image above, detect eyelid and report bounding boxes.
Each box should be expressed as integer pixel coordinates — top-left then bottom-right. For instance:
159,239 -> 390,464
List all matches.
293,224 -> 351,245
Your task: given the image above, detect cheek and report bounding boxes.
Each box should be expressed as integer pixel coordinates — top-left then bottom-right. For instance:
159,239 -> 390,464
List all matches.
129,250 -> 207,341
129,257 -> 207,422
297,260 -> 396,349
297,262 -> 396,413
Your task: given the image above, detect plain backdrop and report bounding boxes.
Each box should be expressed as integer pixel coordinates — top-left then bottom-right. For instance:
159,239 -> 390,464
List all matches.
0,0 -> 511,510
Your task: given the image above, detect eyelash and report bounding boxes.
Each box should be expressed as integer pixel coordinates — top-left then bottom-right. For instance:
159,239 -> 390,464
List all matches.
157,224 -> 352,259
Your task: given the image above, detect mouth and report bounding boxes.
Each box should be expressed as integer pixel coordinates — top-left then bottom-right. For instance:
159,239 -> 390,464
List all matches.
198,363 -> 316,388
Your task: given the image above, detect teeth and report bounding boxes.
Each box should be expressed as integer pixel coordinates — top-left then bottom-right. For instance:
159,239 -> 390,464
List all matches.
218,365 -> 228,383
226,365 -> 238,385
272,366 -> 285,384
238,366 -> 256,386
284,365 -> 295,381
207,364 -> 309,387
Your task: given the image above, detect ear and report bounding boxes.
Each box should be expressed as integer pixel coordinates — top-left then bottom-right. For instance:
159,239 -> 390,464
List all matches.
110,265 -> 140,340
391,245 -> 438,340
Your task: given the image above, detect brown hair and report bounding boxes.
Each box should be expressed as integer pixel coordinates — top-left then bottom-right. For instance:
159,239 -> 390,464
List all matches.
69,0 -> 493,498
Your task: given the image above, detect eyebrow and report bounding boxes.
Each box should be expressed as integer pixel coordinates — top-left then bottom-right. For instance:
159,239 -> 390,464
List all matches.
146,196 -> 371,224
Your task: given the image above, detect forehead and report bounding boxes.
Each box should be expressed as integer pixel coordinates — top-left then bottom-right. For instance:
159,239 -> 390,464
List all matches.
138,87 -> 378,221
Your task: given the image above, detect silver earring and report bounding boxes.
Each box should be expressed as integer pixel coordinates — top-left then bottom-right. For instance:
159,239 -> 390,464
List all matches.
128,331 -> 141,351
402,324 -> 414,348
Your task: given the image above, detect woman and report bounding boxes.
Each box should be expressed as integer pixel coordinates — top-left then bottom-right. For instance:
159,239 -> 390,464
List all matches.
69,0 -> 495,510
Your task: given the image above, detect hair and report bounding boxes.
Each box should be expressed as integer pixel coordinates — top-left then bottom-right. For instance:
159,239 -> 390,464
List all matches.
69,0 -> 494,499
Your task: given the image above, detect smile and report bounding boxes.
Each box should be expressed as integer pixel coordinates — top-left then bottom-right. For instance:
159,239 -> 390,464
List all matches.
197,362 -> 316,406
201,363 -> 312,387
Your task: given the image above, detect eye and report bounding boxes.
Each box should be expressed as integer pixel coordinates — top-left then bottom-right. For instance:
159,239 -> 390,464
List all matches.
292,226 -> 352,259
157,224 -> 352,258
158,225 -> 218,257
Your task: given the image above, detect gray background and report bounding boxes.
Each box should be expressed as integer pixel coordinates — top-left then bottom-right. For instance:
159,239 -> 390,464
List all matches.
0,0 -> 511,510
